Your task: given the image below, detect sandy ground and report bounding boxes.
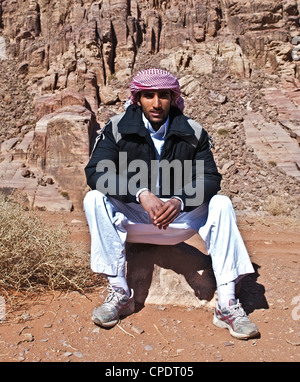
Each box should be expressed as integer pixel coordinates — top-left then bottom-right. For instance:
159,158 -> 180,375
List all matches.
0,210 -> 299,365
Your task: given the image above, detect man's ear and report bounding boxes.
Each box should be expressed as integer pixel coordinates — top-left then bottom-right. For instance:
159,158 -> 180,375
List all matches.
170,91 -> 175,104
137,93 -> 141,106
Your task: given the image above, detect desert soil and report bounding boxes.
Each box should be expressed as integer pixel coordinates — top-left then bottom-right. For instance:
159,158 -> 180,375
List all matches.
0,210 -> 299,365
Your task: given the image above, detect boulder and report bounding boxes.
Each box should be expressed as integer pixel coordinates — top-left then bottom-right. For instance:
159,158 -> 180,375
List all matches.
99,85 -> 119,105
219,41 -> 251,78
28,105 -> 98,210
34,182 -> 73,211
1,137 -> 19,153
126,237 -> 217,309
178,75 -> 201,96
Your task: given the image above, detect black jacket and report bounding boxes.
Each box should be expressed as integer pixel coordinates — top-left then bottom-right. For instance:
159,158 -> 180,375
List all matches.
85,105 -> 221,211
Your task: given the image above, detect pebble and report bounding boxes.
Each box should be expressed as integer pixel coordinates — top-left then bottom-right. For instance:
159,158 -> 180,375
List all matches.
144,345 -> 153,351
63,351 -> 72,357
223,341 -> 234,347
131,325 -> 144,335
21,313 -> 30,321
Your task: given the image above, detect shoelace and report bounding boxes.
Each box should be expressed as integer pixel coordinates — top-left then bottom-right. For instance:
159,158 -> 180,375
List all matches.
102,285 -> 119,304
102,285 -> 127,306
229,301 -> 251,324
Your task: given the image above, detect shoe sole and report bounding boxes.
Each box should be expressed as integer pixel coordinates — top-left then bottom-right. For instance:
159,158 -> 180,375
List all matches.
92,304 -> 135,328
213,315 -> 259,340
92,315 -> 119,328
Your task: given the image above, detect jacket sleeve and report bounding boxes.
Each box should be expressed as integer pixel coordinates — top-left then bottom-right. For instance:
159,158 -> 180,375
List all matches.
84,122 -> 136,203
174,129 -> 222,210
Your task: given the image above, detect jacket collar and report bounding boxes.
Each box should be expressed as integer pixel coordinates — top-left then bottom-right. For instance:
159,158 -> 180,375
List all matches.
117,105 -> 195,138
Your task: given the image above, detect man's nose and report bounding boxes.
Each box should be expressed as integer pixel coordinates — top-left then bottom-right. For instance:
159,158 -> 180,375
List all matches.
153,94 -> 161,108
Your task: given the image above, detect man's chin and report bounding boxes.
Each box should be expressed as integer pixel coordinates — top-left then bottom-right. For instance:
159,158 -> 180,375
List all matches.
149,117 -> 163,124
148,116 -> 167,128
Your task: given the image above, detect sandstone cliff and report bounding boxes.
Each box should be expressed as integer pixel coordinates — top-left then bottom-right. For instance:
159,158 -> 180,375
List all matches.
0,0 -> 299,213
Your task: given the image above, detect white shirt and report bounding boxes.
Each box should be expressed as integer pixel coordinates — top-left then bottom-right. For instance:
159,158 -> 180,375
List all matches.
142,113 -> 169,160
136,114 -> 184,211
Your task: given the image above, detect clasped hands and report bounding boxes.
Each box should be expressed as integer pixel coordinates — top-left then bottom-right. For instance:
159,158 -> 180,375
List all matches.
138,190 -> 182,230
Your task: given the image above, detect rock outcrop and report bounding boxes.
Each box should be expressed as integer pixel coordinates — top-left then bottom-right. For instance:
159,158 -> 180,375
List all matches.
0,0 -> 300,212
1,0 -> 299,101
1,0 -> 300,309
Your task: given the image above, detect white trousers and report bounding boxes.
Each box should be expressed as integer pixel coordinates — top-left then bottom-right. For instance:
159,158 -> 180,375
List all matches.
83,190 -> 254,287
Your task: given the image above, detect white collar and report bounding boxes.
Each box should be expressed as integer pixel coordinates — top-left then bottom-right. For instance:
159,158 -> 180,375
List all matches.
142,113 -> 169,138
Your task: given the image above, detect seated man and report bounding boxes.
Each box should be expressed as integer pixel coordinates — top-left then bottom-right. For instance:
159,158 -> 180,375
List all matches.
84,68 -> 259,340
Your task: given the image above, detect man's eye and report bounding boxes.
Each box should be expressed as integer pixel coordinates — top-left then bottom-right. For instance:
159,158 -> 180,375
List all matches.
143,93 -> 154,98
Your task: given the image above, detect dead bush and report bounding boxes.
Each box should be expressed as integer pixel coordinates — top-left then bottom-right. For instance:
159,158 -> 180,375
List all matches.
263,195 -> 298,217
0,196 -> 95,294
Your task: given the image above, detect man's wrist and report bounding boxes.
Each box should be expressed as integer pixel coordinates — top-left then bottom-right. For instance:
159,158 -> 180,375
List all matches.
136,188 -> 150,203
170,196 -> 184,211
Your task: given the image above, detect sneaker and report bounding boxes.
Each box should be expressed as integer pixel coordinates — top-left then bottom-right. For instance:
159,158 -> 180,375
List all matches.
92,285 -> 135,328
213,299 -> 259,340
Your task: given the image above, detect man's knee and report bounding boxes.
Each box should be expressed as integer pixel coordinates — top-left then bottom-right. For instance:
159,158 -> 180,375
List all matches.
209,194 -> 233,212
83,189 -> 104,210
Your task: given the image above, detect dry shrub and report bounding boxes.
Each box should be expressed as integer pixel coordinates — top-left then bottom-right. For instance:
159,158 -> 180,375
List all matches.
263,195 -> 298,217
0,196 -> 95,294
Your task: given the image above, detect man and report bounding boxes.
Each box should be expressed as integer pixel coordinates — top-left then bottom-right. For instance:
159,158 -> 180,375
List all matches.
84,68 -> 259,340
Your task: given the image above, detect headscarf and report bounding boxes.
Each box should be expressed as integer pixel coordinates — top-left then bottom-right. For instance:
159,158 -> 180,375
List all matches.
127,68 -> 184,112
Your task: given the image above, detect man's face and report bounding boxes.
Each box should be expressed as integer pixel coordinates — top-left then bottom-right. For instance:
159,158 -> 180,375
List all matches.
138,90 -> 172,131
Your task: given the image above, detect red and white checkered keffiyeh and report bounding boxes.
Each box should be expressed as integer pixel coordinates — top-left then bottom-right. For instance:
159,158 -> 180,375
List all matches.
128,68 -> 184,112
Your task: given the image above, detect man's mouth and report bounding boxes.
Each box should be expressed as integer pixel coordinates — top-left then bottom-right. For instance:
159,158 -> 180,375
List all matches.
150,110 -> 163,118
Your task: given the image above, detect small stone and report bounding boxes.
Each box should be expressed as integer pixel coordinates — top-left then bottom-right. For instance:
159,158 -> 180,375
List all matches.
229,185 -> 239,194
63,352 -> 73,357
21,313 -> 30,321
131,325 -> 144,334
223,341 -> 234,347
209,91 -> 227,104
144,345 -> 153,351
21,169 -> 30,178
37,177 -> 47,186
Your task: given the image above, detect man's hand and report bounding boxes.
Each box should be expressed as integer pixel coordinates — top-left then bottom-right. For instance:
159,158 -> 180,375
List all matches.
139,191 -> 181,229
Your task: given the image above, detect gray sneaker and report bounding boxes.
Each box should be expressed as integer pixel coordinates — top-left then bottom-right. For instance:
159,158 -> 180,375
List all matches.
92,286 -> 135,328
213,299 -> 259,340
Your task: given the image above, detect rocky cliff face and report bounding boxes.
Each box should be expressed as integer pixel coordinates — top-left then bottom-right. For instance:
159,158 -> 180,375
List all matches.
0,0 -> 299,212
1,0 -> 299,106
